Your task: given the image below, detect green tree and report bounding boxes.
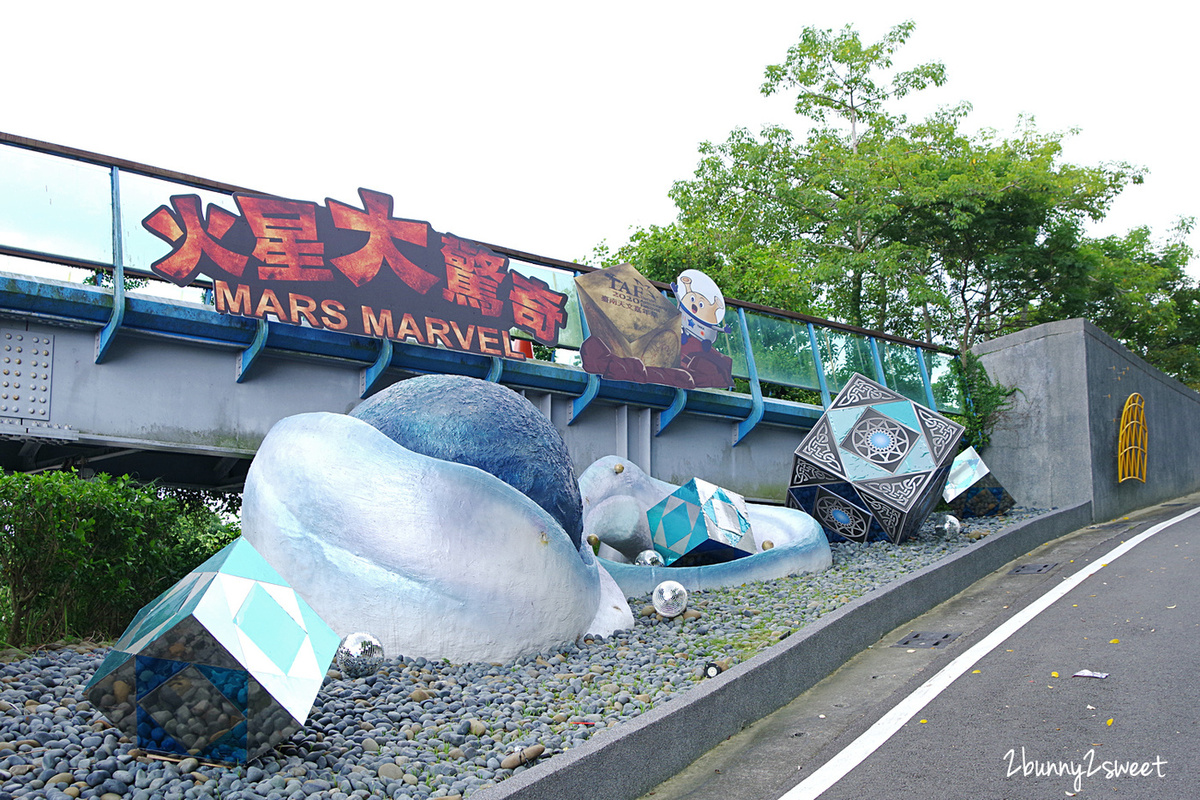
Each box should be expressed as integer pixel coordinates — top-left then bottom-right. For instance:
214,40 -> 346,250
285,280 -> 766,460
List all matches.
0,471 -> 238,647
894,114 -> 1140,351
600,22 -> 969,340
657,21 -> 952,335
761,21 -> 947,146
1030,219 -> 1199,387
599,21 -> 1195,389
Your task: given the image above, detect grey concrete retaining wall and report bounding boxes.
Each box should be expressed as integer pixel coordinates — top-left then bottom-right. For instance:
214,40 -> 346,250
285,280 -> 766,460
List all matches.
975,318 -> 1200,523
471,501 -> 1093,800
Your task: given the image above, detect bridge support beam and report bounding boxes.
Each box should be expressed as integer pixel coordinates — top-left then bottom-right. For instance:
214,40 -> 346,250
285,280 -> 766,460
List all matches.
360,338 -> 394,398
95,167 -> 125,364
237,320 -> 270,383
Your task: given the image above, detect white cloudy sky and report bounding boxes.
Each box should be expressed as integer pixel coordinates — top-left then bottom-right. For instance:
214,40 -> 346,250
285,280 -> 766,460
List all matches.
3,0 -> 1196,276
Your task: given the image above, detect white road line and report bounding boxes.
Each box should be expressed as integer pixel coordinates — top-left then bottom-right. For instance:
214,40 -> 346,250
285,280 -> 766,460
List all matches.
781,504 -> 1200,800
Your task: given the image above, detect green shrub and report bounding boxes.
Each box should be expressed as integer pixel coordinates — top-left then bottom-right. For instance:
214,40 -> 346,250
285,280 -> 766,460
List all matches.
0,470 -> 239,648
953,351 -> 1019,451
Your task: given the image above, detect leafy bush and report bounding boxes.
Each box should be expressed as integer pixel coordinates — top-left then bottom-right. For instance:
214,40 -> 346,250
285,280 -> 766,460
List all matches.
953,351 -> 1018,451
0,471 -> 239,648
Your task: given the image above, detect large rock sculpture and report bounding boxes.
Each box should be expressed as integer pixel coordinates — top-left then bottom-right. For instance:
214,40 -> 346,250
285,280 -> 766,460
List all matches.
579,456 -> 831,595
242,407 -> 631,664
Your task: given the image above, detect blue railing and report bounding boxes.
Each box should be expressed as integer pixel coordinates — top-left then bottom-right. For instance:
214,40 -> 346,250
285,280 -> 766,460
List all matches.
0,133 -> 964,434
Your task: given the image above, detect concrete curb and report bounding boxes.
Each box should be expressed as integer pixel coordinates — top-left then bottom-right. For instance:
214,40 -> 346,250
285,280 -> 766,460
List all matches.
471,501 -> 1093,800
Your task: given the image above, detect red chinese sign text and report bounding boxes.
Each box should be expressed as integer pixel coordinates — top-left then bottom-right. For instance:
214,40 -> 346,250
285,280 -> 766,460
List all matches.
143,189 -> 569,358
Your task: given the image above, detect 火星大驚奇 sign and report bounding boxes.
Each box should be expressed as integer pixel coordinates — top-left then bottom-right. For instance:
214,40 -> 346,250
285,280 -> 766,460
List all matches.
143,189 -> 569,358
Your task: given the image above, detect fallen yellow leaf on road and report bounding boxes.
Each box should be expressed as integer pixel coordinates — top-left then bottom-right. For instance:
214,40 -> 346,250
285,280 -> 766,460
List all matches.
1051,672 -> 1059,678
1110,639 -> 1120,644
1106,719 -> 1114,726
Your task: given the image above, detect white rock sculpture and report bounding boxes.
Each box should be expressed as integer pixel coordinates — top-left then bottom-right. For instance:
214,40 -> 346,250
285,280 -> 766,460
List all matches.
243,413 -> 630,663
580,456 -> 832,594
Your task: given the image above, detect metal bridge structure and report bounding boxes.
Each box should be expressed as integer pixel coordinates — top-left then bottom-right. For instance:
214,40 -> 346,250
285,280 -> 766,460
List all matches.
0,133 -> 964,502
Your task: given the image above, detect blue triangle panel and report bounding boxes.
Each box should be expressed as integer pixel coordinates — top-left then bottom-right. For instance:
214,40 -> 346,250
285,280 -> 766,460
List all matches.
674,481 -> 701,506
660,504 -> 697,547
216,538 -> 290,585
826,407 -> 865,440
872,400 -> 921,430
897,437 -> 936,473
646,501 -> 666,533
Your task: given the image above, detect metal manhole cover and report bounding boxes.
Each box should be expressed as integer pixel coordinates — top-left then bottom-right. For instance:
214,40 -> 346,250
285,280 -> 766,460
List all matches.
893,631 -> 960,648
1010,563 -> 1059,575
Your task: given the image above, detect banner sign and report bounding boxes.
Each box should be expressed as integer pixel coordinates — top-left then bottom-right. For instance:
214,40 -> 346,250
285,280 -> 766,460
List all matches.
142,189 -> 569,358
575,264 -> 734,389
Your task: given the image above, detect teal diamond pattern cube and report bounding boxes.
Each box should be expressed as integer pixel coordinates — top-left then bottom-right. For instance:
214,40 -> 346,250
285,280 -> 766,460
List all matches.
648,478 -> 755,566
787,373 -> 964,543
84,538 -> 340,763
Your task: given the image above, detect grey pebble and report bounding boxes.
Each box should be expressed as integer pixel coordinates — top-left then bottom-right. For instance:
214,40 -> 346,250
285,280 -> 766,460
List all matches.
0,508 -> 1039,800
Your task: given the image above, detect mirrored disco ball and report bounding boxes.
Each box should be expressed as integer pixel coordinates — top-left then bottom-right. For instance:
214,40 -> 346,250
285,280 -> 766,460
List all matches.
634,550 -> 665,567
938,514 -> 962,537
652,580 -> 688,617
335,632 -> 384,678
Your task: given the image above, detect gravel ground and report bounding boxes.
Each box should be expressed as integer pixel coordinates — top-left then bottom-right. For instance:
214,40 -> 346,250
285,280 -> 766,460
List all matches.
0,508 -> 1046,800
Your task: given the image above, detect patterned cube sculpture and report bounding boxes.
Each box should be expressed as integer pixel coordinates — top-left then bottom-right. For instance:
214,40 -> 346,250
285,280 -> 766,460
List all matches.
942,446 -> 989,502
648,478 -> 755,566
84,538 -> 340,764
787,373 -> 964,544
943,446 -> 1016,518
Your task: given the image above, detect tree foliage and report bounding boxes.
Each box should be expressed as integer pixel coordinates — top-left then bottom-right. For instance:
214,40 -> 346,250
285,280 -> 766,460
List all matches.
597,20 -> 1197,391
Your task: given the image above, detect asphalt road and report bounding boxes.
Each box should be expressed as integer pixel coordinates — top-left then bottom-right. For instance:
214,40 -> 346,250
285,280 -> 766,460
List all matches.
641,496 -> 1200,800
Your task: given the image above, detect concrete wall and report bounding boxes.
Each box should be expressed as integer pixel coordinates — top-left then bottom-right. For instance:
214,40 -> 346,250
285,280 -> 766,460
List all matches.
519,391 -> 801,504
16,319 -> 807,501
20,321 -> 364,456
974,318 -> 1200,522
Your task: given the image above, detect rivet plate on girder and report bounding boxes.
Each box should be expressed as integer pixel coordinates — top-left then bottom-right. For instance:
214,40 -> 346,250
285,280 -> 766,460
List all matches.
0,330 -> 53,421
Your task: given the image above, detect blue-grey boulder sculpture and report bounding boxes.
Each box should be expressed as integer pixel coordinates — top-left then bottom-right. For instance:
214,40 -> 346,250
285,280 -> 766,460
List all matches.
351,375 -> 584,549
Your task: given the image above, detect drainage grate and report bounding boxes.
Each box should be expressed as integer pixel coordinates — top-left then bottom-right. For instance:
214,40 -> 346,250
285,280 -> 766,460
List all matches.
893,631 -> 960,648
1010,563 -> 1059,575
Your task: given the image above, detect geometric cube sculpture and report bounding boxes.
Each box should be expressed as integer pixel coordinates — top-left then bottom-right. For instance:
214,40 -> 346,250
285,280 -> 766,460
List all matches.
787,373 -> 964,544
947,473 -> 1016,519
943,446 -> 1016,518
647,478 -> 755,566
942,446 -> 989,502
84,538 -> 340,764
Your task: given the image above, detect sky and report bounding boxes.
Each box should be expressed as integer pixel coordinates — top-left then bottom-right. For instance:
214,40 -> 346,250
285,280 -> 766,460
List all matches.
3,1 -> 1197,277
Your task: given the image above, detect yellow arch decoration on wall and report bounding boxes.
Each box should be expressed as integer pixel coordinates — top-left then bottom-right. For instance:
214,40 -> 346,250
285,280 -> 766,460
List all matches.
1118,393 -> 1147,483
